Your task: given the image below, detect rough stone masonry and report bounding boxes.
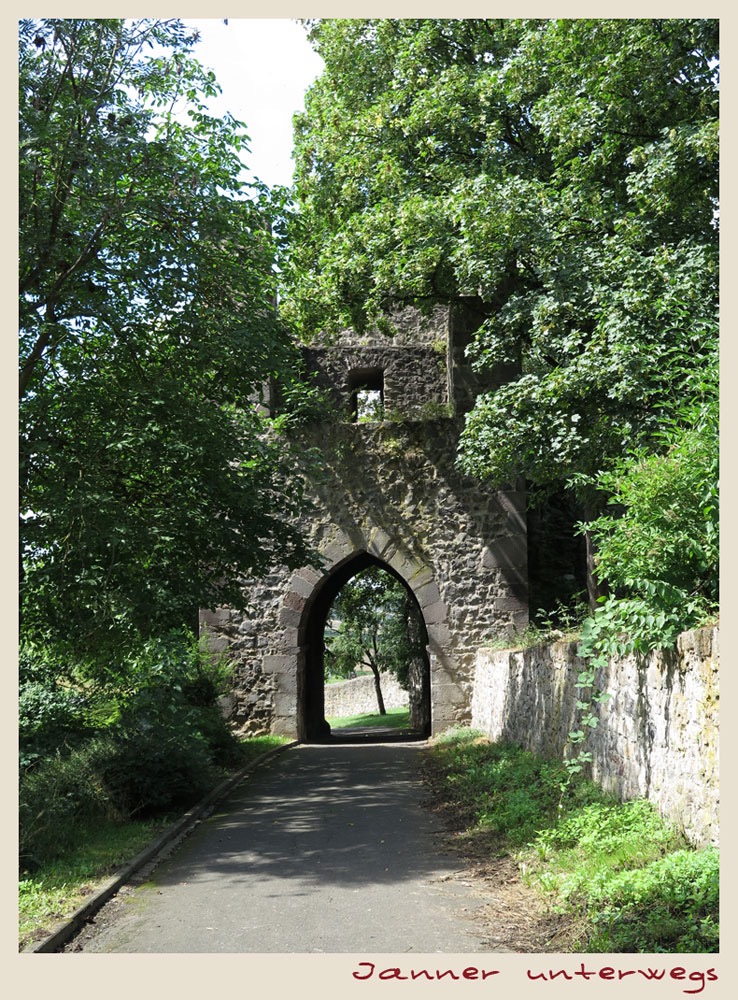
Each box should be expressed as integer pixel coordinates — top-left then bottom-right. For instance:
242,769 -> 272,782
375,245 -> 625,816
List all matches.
200,304 -> 529,740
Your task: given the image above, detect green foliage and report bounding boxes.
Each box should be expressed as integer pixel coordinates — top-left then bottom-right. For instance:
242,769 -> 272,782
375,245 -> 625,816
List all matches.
533,799 -> 682,863
325,566 -> 425,702
19,18 -> 315,663
579,362 -> 719,652
526,803 -> 718,953
553,354 -> 718,780
486,598 -> 588,652
97,723 -> 217,819
287,19 -> 717,507
19,736 -> 123,867
583,848 -> 719,953
19,645 -> 93,770
18,630 -> 248,869
286,17 -> 719,624
425,728 -> 719,953
428,728 -> 570,847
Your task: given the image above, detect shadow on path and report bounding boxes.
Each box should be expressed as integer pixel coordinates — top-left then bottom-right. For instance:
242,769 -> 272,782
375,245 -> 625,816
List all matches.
73,743 -> 495,953
326,725 -> 425,743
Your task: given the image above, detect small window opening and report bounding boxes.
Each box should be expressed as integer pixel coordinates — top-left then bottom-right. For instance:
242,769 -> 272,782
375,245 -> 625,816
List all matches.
349,367 -> 384,423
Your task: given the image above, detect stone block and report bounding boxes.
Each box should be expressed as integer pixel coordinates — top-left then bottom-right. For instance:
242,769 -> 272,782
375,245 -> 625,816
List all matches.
262,655 -> 293,674
481,534 -> 527,569
407,564 -> 435,589
367,528 -> 395,559
493,596 -> 528,613
199,608 -> 231,629
278,607 -> 302,628
271,717 -> 299,738
273,671 -> 298,696
426,622 -> 452,648
289,574 -> 316,599
322,538 -> 353,566
283,590 -> 307,613
203,635 -> 229,654
276,627 -> 301,652
273,692 -> 298,717
415,579 -> 442,609
294,566 -> 323,586
422,600 -> 447,625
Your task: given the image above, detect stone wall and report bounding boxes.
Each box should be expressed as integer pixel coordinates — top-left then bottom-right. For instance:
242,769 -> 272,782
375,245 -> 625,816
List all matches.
323,673 -> 408,719
202,414 -> 528,738
201,304 -> 529,741
471,626 -> 719,847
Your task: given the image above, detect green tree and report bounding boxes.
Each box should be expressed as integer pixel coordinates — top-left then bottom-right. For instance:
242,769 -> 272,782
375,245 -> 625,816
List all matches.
19,19 -> 314,663
325,567 -> 422,715
577,349 -> 719,653
286,18 -> 718,606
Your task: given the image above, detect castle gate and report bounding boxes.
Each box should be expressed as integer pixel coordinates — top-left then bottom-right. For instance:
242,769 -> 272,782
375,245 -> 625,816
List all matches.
200,305 -> 529,740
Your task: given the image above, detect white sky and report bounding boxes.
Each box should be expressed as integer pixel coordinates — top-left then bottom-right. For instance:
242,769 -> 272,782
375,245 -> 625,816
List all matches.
182,18 -> 324,189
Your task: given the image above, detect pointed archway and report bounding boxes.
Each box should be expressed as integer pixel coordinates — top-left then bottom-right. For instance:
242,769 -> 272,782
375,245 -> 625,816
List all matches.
296,552 -> 431,743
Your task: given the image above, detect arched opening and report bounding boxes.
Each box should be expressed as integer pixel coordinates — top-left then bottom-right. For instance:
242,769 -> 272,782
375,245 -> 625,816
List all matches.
298,553 -> 431,743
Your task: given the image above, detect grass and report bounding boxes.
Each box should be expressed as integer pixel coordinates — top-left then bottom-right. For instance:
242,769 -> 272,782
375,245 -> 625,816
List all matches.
19,818 -> 169,950
327,706 -> 411,729
18,734 -> 288,951
423,726 -> 719,953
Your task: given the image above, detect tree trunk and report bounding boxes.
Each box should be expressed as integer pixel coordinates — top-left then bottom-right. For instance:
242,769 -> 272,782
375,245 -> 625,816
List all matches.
368,660 -> 386,715
405,599 -> 430,734
583,507 -> 609,612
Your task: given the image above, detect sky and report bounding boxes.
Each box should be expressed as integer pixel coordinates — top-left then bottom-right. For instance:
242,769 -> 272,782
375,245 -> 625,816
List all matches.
182,18 -> 324,189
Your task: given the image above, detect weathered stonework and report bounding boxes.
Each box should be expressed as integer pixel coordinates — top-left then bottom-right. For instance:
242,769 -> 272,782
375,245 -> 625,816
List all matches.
201,304 -> 528,741
471,626 -> 719,846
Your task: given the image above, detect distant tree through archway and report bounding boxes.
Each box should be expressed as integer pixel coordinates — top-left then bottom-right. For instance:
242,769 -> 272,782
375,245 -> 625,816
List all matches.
298,553 -> 431,742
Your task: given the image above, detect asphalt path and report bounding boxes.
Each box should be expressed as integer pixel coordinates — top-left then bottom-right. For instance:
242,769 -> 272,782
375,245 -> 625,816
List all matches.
75,742 -> 496,953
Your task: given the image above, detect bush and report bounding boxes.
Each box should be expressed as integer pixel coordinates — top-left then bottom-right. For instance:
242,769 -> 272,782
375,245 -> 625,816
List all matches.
98,723 -> 218,818
19,630 -> 245,868
576,366 -> 718,659
20,716 -> 219,869
108,632 -> 245,773
18,645 -> 94,771
19,737 -> 120,868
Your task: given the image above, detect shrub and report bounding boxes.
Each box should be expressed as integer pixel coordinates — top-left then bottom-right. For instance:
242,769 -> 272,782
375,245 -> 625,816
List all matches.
98,722 -> 218,818
19,631 -> 243,867
18,646 -> 90,769
575,366 -> 718,660
19,736 -> 120,868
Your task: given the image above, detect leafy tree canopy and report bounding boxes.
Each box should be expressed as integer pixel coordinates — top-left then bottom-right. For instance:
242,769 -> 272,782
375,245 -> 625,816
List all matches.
285,18 -> 718,498
19,18 -> 315,662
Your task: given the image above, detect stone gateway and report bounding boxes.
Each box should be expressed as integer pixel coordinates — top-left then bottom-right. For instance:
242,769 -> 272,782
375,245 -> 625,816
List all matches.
200,304 -> 528,741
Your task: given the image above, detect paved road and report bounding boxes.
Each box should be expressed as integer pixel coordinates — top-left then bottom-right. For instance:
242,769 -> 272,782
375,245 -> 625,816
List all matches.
75,742 -> 496,953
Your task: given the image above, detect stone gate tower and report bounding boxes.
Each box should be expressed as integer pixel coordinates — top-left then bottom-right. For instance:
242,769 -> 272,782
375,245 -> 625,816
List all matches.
200,304 -> 528,741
